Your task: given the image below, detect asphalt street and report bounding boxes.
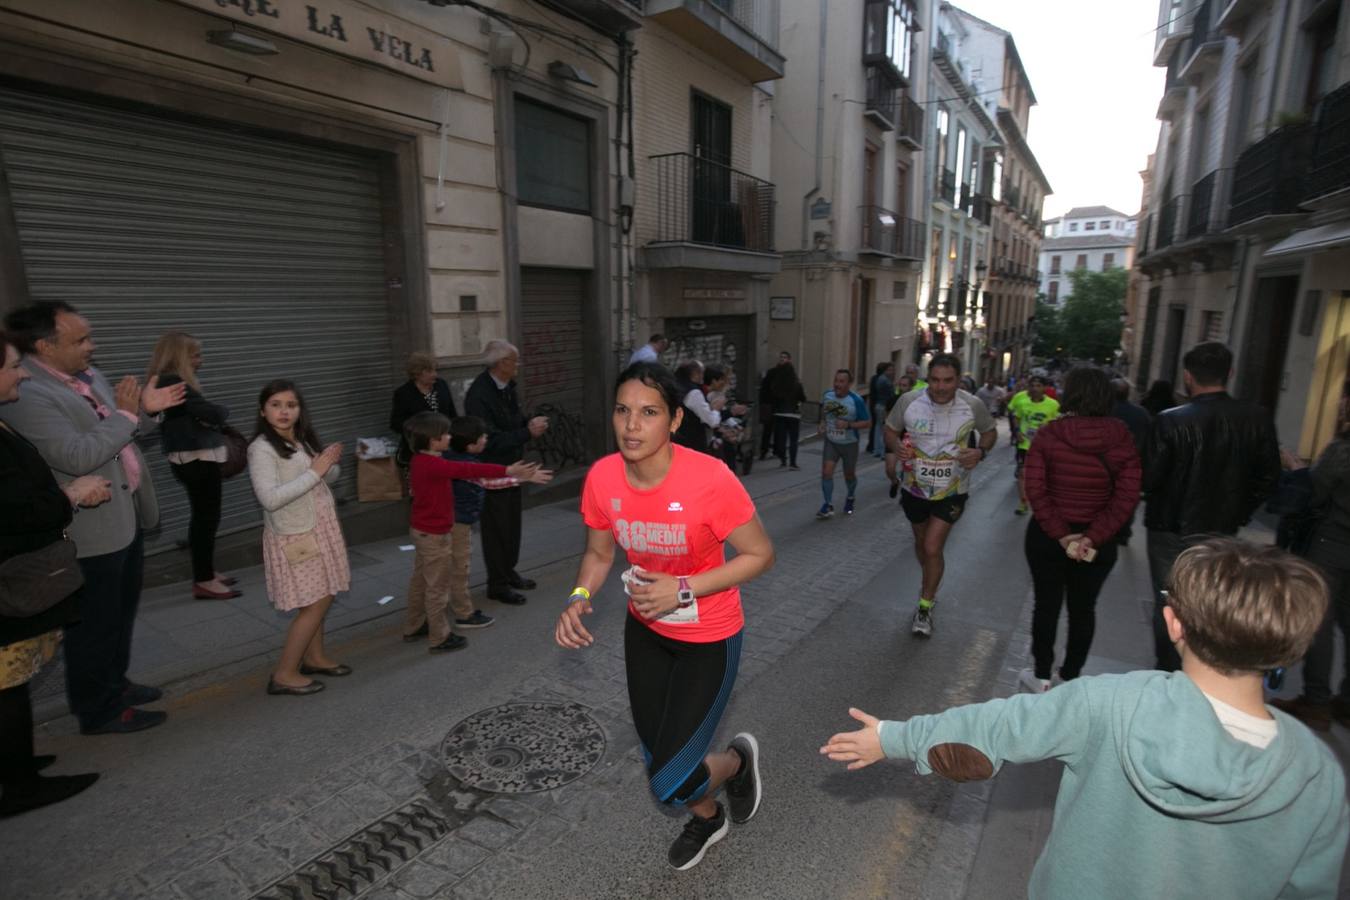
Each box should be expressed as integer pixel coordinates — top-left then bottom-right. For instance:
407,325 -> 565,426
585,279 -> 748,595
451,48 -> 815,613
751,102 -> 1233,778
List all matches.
3,426 -> 1347,900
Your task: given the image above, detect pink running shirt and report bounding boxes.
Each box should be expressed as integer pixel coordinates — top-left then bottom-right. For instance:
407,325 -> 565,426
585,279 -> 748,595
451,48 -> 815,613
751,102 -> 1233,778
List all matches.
581,445 -> 757,642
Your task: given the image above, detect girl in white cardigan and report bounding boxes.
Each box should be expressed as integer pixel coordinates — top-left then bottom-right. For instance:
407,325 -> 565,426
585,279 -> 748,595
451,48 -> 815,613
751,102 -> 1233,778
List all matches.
248,380 -> 349,696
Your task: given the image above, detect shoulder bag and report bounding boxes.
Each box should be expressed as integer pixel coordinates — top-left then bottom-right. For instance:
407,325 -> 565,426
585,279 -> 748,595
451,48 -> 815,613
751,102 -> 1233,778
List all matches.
0,533 -> 84,618
218,426 -> 249,479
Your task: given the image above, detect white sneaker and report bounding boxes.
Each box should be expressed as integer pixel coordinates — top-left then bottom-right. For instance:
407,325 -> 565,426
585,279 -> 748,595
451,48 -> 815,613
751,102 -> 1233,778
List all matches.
910,607 -> 933,637
1018,668 -> 1051,694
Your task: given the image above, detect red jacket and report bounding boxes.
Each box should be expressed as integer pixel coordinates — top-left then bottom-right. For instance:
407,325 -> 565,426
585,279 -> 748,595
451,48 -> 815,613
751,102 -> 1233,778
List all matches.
1024,415 -> 1141,547
409,454 -> 508,534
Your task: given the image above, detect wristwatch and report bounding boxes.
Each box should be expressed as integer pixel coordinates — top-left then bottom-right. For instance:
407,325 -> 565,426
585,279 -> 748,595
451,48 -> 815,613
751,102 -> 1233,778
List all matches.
676,576 -> 696,609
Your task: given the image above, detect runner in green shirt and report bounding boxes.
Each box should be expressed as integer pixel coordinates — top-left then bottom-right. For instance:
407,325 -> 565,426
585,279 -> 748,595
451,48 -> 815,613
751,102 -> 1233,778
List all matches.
1008,375 -> 1060,515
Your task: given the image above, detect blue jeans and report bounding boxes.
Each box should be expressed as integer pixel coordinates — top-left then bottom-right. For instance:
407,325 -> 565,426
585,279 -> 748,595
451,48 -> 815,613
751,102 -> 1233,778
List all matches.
65,531 -> 144,729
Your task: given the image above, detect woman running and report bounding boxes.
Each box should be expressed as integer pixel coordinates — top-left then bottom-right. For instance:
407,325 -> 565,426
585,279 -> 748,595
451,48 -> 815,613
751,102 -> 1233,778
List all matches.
555,361 -> 775,871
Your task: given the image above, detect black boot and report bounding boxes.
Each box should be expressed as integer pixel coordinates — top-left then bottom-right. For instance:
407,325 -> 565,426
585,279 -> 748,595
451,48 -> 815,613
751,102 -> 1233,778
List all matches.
0,772 -> 100,818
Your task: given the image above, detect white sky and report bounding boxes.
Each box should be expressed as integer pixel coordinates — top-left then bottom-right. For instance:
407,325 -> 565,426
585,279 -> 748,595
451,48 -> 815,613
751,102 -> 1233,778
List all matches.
952,0 -> 1165,219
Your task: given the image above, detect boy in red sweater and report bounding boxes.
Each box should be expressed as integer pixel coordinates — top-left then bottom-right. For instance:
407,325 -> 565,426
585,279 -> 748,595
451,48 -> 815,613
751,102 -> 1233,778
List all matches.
402,411 -> 541,652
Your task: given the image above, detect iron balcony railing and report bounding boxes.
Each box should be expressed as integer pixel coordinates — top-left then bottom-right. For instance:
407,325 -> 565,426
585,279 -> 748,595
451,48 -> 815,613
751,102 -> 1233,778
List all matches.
859,206 -> 925,258
898,95 -> 924,148
1155,194 -> 1185,250
1307,82 -> 1350,201
1137,213 -> 1152,254
973,194 -> 993,226
649,152 -> 775,251
940,169 -> 956,204
958,182 -> 974,214
1185,169 -> 1226,239
708,0 -> 780,50
1185,0 -> 1213,63
1228,124 -> 1314,227
865,67 -> 898,129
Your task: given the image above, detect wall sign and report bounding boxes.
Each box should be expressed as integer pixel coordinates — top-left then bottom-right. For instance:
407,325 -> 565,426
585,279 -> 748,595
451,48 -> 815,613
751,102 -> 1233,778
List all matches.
682,288 -> 746,300
769,296 -> 795,320
172,0 -> 463,89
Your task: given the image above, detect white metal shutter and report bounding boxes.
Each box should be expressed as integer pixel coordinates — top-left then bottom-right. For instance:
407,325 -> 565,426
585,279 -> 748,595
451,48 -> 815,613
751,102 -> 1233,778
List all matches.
0,85 -> 397,552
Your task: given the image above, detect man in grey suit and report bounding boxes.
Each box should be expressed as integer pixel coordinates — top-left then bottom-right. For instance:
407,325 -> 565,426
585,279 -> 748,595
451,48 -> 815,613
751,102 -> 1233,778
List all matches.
1,302 -> 185,734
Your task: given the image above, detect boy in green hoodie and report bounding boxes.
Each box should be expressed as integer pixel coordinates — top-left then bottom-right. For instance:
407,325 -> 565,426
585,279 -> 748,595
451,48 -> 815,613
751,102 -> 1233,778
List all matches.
822,538 -> 1347,900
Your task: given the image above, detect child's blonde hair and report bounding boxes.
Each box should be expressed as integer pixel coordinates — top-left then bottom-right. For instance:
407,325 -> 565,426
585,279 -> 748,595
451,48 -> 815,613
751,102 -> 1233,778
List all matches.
147,331 -> 201,392
1166,538 -> 1328,674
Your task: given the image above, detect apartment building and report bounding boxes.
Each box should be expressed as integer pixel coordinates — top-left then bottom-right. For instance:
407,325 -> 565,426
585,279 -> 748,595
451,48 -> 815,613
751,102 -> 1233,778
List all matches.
633,1 -> 783,399
768,0 -> 926,396
0,0 -> 784,559
943,4 -> 1050,380
918,3 -> 999,377
1132,0 -> 1349,459
1039,206 -> 1137,307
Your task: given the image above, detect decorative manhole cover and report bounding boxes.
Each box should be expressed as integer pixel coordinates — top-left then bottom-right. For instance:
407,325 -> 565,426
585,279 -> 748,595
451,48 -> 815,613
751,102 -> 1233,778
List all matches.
440,701 -> 606,793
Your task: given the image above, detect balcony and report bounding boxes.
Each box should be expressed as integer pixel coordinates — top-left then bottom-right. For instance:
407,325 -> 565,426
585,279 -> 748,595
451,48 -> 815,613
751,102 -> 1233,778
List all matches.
646,0 -> 784,82
1227,124 -> 1313,228
958,182 -> 974,215
863,0 -> 918,89
972,194 -> 993,226
939,169 -> 956,205
643,152 -> 779,273
1183,168 -> 1238,239
1215,0 -> 1269,34
551,0 -> 644,32
1155,193 -> 1185,250
1156,49 -> 1188,121
1137,213 -> 1153,255
864,67 -> 897,131
1004,182 -> 1021,210
1154,1 -> 1192,66
1305,82 -> 1350,204
859,206 -> 925,259
897,95 -> 924,150
1179,0 -> 1225,84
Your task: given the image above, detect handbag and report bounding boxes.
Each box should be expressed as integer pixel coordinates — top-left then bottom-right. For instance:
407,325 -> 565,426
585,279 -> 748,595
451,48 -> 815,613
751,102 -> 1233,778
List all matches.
0,534 -> 84,618
282,532 -> 322,566
218,426 -> 249,479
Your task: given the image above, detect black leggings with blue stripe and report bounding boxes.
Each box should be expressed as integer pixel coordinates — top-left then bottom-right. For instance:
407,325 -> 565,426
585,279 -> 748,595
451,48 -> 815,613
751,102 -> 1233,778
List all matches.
624,614 -> 742,807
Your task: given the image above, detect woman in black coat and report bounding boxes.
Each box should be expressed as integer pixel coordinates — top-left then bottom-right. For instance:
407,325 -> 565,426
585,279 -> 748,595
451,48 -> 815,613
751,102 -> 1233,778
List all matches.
0,335 -> 103,818
149,332 -> 238,600
391,352 -> 457,467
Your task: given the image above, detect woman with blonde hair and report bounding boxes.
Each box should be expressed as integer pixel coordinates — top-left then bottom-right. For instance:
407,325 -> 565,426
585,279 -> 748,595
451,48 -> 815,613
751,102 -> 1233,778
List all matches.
148,331 -> 239,600
390,352 -> 457,468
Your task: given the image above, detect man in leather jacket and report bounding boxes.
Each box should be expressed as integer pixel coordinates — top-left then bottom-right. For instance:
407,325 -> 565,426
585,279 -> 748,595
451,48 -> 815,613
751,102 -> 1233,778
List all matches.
1143,341 -> 1280,670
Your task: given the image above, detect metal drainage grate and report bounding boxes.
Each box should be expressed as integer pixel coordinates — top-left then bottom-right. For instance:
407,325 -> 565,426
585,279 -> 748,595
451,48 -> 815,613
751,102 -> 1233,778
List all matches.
440,701 -> 606,793
254,800 -> 451,900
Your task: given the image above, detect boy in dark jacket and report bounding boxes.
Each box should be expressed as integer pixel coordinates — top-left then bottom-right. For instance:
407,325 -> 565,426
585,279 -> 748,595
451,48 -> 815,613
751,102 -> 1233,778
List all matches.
443,416 -> 552,632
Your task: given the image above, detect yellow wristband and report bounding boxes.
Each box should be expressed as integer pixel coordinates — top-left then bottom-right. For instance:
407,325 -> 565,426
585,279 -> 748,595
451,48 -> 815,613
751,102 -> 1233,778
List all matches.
568,587 -> 590,604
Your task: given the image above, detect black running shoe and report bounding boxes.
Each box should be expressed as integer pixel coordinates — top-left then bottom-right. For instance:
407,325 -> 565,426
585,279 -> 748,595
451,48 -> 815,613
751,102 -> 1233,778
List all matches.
889,480 -> 899,499
725,733 -> 762,824
668,803 -> 729,870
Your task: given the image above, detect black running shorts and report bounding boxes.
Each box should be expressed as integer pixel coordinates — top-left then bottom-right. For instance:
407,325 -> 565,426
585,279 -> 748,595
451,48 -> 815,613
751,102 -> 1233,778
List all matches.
900,490 -> 967,525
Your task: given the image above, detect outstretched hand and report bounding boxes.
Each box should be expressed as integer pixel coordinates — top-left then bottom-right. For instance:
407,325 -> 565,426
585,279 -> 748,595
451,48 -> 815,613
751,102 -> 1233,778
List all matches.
820,708 -> 886,771
141,375 -> 187,414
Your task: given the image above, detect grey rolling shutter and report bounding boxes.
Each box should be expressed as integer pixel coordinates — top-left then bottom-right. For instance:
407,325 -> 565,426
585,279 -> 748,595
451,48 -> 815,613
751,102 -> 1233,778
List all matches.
0,85 -> 397,552
519,267 -> 587,418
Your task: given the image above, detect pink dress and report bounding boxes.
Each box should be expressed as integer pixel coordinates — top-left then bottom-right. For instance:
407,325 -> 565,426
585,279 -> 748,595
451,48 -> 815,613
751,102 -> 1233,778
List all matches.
262,480 -> 351,611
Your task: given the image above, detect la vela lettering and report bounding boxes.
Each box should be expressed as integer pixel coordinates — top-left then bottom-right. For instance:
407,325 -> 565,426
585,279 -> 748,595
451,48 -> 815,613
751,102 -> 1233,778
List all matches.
366,27 -> 435,73
172,0 -> 461,88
